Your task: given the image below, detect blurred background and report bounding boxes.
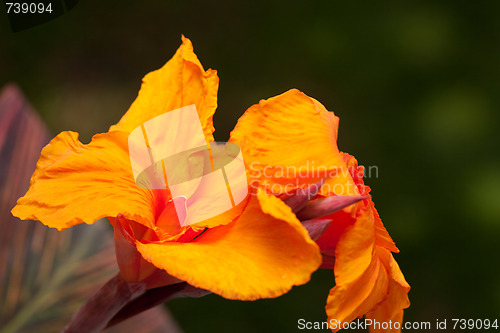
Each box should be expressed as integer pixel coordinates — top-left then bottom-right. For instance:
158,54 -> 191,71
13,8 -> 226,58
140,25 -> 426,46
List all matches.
1,1 -> 499,332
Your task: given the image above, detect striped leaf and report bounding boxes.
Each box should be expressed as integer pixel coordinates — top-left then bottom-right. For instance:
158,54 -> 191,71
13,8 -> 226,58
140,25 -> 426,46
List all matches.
0,84 -> 180,333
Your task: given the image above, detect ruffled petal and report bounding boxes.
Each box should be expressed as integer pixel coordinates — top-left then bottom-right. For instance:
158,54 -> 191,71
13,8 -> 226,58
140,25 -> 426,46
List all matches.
326,247 -> 390,331
136,190 -> 322,300
366,252 -> 411,333
332,202 -> 375,286
325,201 -> 410,332
11,131 -> 154,230
229,89 -> 356,196
325,203 -> 386,330
372,201 -> 399,253
110,36 -> 219,142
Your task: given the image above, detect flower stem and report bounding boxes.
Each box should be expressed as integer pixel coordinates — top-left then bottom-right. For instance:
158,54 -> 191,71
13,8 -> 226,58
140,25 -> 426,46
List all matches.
106,282 -> 211,328
61,274 -> 146,333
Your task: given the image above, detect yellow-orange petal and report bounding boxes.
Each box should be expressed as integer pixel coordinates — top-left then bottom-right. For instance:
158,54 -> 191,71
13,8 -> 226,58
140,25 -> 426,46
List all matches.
229,89 -> 356,196
333,202 -> 375,286
110,36 -> 219,142
339,151 -> 400,253
373,202 -> 399,253
325,201 -> 410,332
135,189 -> 322,300
366,252 -> 411,333
326,248 -> 390,332
11,131 -> 154,230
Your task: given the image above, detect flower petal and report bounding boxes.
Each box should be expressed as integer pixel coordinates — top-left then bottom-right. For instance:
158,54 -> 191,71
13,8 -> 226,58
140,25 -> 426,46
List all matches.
340,151 -> 399,253
135,190 -> 321,300
229,89 -> 356,195
325,201 -> 410,332
372,202 -> 399,253
325,204 -> 388,329
11,131 -> 154,230
112,214 -> 143,283
366,252 -> 411,333
326,248 -> 390,331
110,36 -> 219,142
300,219 -> 331,241
332,203 -> 375,286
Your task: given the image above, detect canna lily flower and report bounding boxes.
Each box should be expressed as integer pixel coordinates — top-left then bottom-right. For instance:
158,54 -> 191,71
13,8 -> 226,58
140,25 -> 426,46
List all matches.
229,90 -> 410,332
11,37 -> 321,301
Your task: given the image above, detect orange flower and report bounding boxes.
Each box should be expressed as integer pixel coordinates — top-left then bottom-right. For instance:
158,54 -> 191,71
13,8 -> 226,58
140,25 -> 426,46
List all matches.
11,37 -> 321,300
230,90 -> 410,331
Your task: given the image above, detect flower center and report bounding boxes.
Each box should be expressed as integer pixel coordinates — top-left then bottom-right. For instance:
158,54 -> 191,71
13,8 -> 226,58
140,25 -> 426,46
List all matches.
155,196 -> 187,236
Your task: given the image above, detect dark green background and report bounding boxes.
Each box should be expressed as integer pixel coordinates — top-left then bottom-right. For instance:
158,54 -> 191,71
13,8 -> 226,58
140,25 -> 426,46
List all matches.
2,1 -> 499,332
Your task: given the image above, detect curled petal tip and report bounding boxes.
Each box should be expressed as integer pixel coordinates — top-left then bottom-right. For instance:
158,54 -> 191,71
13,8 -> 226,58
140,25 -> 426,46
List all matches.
296,195 -> 369,221
300,218 -> 331,241
115,214 -> 136,244
284,178 -> 325,212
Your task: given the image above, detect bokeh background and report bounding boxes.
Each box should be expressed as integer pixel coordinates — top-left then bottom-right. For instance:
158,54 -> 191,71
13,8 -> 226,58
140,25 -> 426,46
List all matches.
1,1 -> 499,332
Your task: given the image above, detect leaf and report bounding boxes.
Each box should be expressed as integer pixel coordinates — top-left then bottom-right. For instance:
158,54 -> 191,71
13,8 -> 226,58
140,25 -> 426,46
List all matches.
0,84 -> 181,333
